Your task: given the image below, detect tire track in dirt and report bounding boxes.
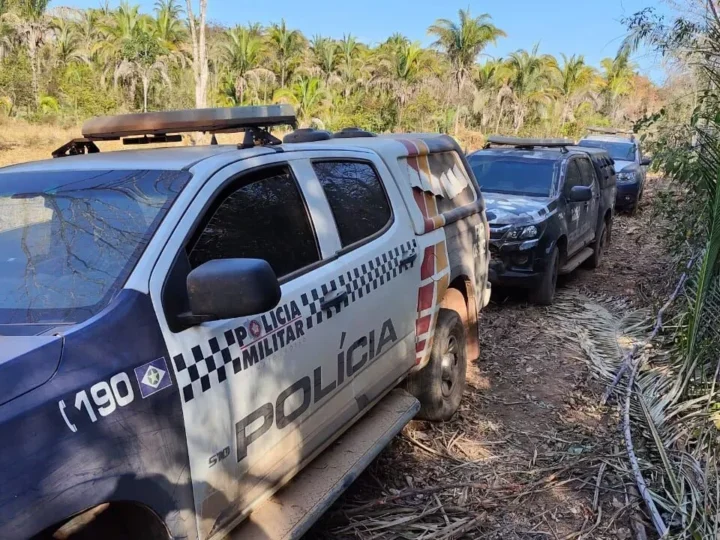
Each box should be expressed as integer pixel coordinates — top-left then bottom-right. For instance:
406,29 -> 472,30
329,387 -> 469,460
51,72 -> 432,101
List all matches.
308,178 -> 671,539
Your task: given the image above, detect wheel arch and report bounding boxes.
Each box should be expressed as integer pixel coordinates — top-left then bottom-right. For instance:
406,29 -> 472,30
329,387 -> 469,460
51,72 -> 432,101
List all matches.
440,274 -> 479,362
32,501 -> 170,540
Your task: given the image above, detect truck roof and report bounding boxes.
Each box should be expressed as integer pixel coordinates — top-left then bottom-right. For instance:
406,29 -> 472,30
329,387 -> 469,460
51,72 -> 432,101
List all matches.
0,133 -> 458,174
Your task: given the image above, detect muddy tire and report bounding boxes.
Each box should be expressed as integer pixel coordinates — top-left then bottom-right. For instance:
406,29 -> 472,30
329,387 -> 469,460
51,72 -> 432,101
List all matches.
529,247 -> 558,305
585,222 -> 607,269
405,309 -> 467,421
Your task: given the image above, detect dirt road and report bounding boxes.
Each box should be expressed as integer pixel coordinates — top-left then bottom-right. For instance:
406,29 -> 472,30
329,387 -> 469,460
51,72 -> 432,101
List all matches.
309,178 -> 672,539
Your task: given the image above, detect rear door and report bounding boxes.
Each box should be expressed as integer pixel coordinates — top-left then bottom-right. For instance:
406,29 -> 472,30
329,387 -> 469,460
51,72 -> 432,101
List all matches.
576,156 -> 599,245
303,155 -> 419,415
562,159 -> 584,255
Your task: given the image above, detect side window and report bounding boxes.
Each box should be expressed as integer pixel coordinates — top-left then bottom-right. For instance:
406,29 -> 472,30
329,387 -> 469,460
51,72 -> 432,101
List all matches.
312,160 -> 392,248
577,158 -> 595,187
188,165 -> 320,278
564,160 -> 583,195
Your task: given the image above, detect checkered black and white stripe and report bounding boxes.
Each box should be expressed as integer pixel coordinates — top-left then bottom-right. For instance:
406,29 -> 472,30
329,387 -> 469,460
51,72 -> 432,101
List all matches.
173,239 -> 417,403
300,239 -> 417,328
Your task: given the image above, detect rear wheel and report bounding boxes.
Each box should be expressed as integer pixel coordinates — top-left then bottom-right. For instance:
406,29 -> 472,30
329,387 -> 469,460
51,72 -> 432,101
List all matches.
585,222 -> 607,269
529,246 -> 559,305
406,309 -> 467,421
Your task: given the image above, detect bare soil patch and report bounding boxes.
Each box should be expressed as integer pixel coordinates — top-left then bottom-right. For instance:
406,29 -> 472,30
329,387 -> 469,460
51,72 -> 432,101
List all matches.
308,177 -> 673,539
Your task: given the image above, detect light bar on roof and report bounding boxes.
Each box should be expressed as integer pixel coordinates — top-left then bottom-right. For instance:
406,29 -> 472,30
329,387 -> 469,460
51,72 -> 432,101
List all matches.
486,135 -> 574,148
82,105 -> 297,139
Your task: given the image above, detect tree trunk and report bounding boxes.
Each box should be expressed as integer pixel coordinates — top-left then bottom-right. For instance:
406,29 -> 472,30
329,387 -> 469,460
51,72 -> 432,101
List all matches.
28,38 -> 39,108
142,76 -> 149,112
281,63 -> 286,88
454,75 -> 465,135
495,102 -> 504,133
186,0 -> 209,109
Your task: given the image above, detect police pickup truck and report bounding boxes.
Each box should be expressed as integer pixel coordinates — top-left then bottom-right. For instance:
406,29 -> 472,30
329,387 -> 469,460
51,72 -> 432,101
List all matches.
0,106 -> 491,540
468,136 -> 616,304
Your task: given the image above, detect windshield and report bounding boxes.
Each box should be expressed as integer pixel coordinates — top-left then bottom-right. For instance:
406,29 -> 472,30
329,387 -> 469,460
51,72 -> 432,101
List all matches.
0,169 -> 190,324
578,139 -> 636,161
469,155 -> 557,197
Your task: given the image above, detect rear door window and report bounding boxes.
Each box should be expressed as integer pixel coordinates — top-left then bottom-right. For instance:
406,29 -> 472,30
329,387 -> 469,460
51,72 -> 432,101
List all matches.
577,158 -> 596,187
312,160 -> 392,248
189,165 -> 320,278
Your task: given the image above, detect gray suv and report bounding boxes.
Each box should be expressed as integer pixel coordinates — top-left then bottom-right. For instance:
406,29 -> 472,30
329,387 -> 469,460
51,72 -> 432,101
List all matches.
578,129 -> 651,213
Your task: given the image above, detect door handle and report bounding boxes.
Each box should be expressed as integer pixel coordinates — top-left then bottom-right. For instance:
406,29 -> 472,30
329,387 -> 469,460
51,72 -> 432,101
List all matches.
320,289 -> 348,311
400,252 -> 417,267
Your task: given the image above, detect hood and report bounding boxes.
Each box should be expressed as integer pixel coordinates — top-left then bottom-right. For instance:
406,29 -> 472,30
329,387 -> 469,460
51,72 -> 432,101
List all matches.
614,160 -> 637,173
0,335 -> 62,406
483,192 -> 554,225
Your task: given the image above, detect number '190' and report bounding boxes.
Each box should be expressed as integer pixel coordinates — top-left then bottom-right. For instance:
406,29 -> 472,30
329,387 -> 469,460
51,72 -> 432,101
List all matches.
58,372 -> 135,433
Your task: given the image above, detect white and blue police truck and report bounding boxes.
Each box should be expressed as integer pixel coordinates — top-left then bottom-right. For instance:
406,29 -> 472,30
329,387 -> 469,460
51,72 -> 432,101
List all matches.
0,106 -> 490,540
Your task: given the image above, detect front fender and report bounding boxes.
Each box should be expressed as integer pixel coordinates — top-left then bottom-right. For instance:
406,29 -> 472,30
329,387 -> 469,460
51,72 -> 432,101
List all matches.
0,291 -> 196,540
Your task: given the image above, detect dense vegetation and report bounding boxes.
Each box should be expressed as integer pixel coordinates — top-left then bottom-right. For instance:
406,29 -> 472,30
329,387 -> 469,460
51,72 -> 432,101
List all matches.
0,0 -> 660,138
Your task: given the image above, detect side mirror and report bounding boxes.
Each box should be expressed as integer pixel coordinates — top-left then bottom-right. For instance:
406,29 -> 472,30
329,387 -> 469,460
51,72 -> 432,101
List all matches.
567,185 -> 592,202
184,259 -> 281,325
641,157 -> 652,166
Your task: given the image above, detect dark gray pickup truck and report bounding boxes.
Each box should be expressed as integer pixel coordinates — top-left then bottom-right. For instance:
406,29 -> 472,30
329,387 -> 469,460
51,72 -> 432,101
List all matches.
468,136 -> 617,304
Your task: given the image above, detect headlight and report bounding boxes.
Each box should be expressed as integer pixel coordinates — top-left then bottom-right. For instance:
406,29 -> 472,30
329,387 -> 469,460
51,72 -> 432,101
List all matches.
617,172 -> 636,183
506,224 -> 540,240
519,225 -> 538,239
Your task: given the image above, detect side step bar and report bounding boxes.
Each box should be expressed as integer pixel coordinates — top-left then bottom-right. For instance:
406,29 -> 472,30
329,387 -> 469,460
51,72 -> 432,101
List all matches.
230,389 -> 420,540
559,247 -> 593,275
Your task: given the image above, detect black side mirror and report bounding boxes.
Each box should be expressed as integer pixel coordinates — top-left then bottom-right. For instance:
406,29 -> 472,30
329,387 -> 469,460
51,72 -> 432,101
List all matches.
567,185 -> 592,202
183,259 -> 281,325
641,157 -> 652,166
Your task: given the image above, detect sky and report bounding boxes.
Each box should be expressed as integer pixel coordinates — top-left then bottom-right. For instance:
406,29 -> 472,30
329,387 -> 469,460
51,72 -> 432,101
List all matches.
54,0 -> 673,82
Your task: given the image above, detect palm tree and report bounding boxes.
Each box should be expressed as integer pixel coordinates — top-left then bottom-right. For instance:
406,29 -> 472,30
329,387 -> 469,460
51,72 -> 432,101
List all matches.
378,40 -> 430,126
2,0 -> 52,107
269,19 -> 303,88
600,49 -> 636,122
428,9 -> 505,133
52,16 -> 84,67
338,34 -> 360,96
95,1 -> 147,67
274,76 -> 327,124
153,0 -> 186,52
505,44 -> 556,133
554,54 -> 597,128
222,26 -> 269,105
309,35 -> 339,85
115,29 -> 171,111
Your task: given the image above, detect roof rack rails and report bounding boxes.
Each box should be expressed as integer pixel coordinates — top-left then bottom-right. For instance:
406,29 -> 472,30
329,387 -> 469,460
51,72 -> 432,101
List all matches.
52,105 -> 298,158
484,135 -> 574,152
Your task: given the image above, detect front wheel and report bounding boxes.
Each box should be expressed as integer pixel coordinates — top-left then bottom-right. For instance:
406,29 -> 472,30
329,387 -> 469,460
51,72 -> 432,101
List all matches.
405,309 -> 467,421
529,246 -> 559,305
